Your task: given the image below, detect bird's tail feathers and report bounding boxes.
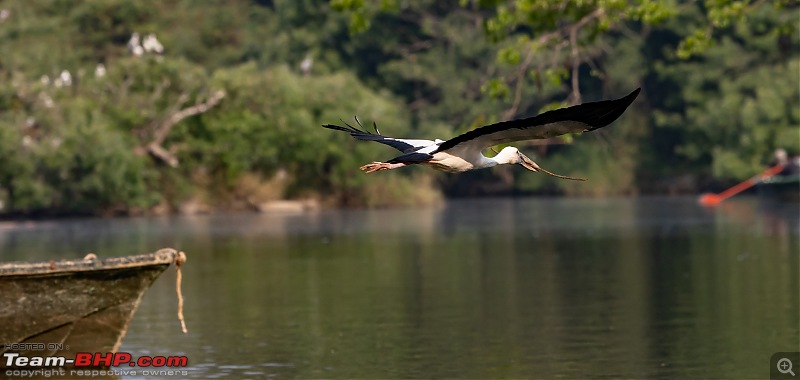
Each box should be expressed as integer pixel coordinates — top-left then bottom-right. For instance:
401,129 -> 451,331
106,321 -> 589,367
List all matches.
322,117 -> 386,143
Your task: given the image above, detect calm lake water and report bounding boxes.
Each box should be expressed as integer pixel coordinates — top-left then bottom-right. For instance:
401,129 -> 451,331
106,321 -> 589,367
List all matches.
1,197 -> 798,379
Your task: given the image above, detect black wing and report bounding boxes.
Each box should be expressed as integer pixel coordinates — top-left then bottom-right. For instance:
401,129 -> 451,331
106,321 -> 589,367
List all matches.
388,152 -> 434,165
322,119 -> 435,153
435,88 -> 641,153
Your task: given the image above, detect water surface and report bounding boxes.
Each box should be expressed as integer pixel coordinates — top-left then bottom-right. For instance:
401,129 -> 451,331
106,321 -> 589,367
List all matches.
1,197 -> 798,378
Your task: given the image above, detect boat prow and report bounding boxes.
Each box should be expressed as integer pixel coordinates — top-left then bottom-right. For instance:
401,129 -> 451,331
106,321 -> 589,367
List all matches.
0,248 -> 185,362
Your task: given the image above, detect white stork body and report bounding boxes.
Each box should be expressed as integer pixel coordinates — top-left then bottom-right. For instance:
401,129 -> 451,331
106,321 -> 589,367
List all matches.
426,152 -> 484,173
424,146 -> 497,173
323,88 -> 640,180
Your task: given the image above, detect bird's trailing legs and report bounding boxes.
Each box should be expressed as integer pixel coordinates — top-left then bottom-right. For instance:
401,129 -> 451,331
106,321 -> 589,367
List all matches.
360,162 -> 407,174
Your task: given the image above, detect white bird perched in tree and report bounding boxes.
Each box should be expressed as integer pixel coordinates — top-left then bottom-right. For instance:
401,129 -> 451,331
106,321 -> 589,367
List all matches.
54,70 -> 71,88
59,70 -> 72,86
300,56 -> 313,76
143,33 -> 164,54
323,88 -> 640,180
95,63 -> 106,78
128,32 -> 143,56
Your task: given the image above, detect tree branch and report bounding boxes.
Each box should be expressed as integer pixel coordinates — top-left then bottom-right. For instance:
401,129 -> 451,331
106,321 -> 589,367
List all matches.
146,90 -> 225,167
501,46 -> 536,121
568,27 -> 582,105
146,143 -> 180,168
499,8 -> 604,119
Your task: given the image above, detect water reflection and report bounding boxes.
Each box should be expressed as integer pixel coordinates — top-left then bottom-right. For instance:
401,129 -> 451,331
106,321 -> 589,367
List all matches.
1,197 -> 797,378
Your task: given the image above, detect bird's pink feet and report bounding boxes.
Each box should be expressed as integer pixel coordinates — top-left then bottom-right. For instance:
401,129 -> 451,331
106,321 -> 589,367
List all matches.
360,162 -> 406,173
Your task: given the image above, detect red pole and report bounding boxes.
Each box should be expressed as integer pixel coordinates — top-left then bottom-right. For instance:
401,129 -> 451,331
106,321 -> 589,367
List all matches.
699,164 -> 784,206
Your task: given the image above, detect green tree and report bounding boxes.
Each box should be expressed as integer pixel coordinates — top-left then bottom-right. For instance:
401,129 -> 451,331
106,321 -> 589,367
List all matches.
647,4 -> 799,181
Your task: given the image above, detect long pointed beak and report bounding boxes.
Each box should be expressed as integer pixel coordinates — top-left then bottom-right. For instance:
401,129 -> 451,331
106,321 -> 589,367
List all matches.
518,153 -> 588,181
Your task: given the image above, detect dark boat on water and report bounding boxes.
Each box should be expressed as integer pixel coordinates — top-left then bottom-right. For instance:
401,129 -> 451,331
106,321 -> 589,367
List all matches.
0,248 -> 185,362
758,150 -> 800,203
758,174 -> 800,203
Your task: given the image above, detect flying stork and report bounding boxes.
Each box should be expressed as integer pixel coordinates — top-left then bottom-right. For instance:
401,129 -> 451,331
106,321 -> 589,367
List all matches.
323,88 -> 640,181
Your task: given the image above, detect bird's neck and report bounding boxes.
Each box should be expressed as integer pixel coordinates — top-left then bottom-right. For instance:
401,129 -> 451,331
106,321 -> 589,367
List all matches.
465,152 -> 496,169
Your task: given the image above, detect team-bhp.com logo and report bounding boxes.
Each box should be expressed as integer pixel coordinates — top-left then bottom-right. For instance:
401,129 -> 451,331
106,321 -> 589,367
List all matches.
3,352 -> 189,378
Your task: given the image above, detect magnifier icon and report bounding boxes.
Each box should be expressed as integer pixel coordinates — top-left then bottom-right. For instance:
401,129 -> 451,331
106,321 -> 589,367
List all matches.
778,358 -> 796,376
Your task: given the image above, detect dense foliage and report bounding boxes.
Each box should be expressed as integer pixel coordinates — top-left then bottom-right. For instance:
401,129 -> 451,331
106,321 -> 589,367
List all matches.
0,0 -> 796,215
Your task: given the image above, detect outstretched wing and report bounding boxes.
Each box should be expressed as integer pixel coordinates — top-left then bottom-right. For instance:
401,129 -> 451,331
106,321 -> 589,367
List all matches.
322,118 -> 437,153
435,88 -> 641,154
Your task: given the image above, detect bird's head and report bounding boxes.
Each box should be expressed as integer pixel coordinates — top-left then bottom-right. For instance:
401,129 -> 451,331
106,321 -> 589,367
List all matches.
493,146 -> 588,181
493,146 -> 535,168
493,146 -> 523,164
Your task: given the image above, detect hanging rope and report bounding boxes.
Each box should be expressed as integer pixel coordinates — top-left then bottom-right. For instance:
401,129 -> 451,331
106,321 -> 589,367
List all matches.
174,251 -> 188,334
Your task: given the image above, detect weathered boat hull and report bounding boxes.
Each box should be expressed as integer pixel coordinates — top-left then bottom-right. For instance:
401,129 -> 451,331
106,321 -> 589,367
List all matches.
0,249 -> 181,362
